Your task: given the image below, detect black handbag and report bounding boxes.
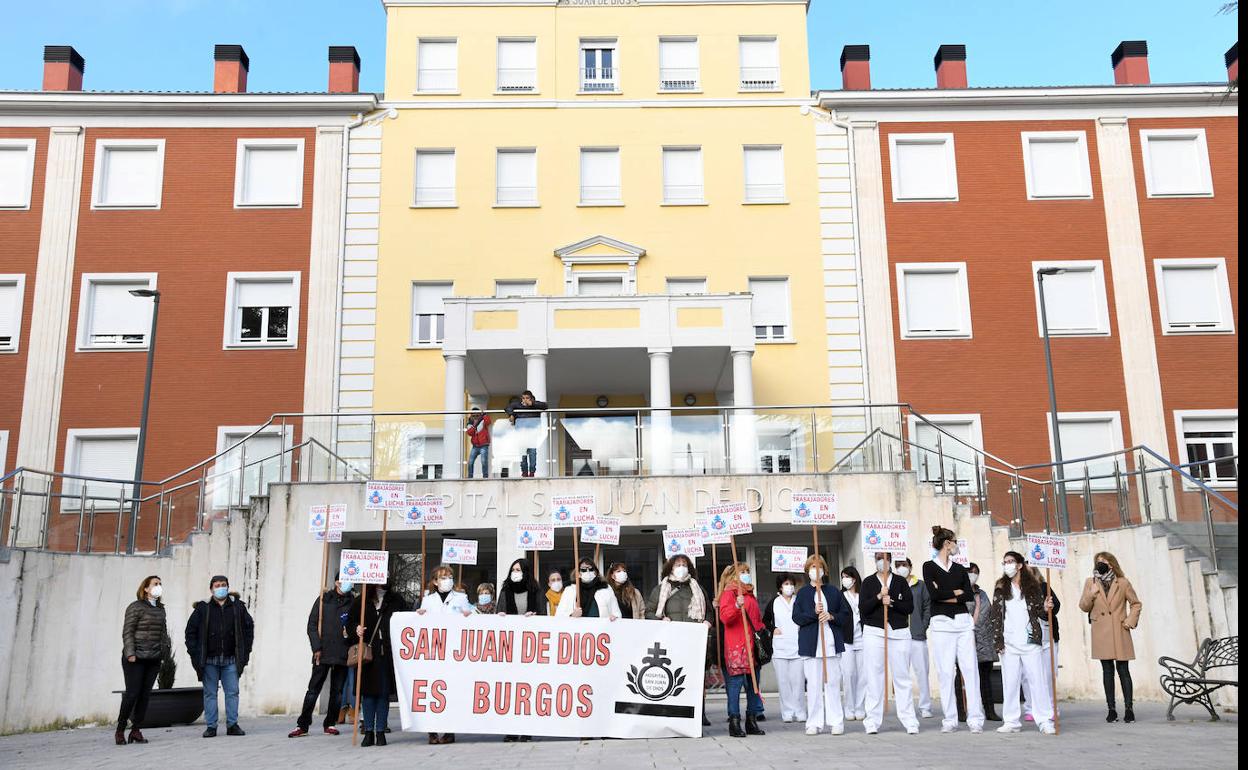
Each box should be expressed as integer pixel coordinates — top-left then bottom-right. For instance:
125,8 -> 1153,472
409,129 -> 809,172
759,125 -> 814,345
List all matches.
751,615 -> 773,667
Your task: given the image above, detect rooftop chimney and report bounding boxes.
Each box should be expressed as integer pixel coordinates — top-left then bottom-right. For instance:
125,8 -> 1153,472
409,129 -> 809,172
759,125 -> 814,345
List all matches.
328,46 -> 361,93
43,46 -> 84,91
214,44 -> 249,93
1111,40 -> 1150,85
934,44 -> 967,89
1226,42 -> 1238,84
840,45 -> 871,90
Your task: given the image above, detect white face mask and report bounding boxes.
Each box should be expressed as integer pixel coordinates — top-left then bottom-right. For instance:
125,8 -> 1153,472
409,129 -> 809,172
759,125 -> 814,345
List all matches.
671,566 -> 689,581
896,566 -> 911,579
437,578 -> 454,592
549,580 -> 563,593
613,571 -> 628,584
148,584 -> 163,599
580,571 -> 597,584
781,584 -> 795,597
1002,563 -> 1018,578
841,576 -> 854,590
808,568 -> 824,582
510,571 -> 524,583
968,572 -> 980,585
875,559 -> 887,573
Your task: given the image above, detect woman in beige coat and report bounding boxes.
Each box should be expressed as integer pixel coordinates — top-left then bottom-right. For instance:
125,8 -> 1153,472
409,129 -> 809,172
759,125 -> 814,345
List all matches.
1078,551 -> 1142,724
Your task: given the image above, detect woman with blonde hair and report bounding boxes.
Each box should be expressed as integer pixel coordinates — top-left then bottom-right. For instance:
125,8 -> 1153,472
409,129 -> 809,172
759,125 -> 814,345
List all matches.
1078,551 -> 1142,723
116,575 -> 171,745
792,555 -> 851,735
717,562 -> 765,737
607,561 -> 645,619
416,564 -> 471,745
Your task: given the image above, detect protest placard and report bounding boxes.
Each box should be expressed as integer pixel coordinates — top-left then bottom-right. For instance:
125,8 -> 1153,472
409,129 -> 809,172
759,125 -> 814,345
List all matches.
662,528 -> 705,558
1025,533 -> 1068,570
551,494 -> 597,527
403,495 -> 445,527
582,516 -> 621,546
771,546 -> 808,572
441,538 -> 479,566
706,501 -> 751,536
516,523 -> 555,552
790,493 -> 837,526
339,549 -> 389,584
365,481 -> 406,510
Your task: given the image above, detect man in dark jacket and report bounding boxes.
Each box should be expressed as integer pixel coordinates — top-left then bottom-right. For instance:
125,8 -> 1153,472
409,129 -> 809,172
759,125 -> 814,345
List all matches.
289,576 -> 356,737
185,574 -> 255,738
505,390 -> 548,477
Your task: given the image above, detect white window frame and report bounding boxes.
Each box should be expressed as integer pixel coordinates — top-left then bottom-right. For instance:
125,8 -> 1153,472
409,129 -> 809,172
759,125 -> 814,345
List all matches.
495,280 -> 537,298
495,147 -> 538,207
416,38 -> 459,94
75,272 -> 158,352
90,138 -> 165,210
1139,128 -> 1214,198
0,430 -> 7,477
889,133 -> 959,202
896,262 -> 973,339
496,37 -> 538,93
666,277 -> 707,295
748,276 -> 792,343
413,148 -> 457,208
0,139 -> 37,210
1045,411 -> 1125,492
411,281 -> 454,347
1021,131 -> 1093,200
571,272 -> 630,297
738,35 -> 780,92
579,147 -> 622,206
658,36 -> 700,92
907,413 -> 984,492
1173,409 -> 1238,490
223,271 -> 301,350
62,427 -> 139,511
233,138 -> 305,208
1153,257 -> 1235,335
742,144 -> 786,204
579,38 -> 620,94
212,424 -> 296,506
1031,260 -> 1111,337
401,427 -> 445,480
661,145 -> 704,205
0,274 -> 27,353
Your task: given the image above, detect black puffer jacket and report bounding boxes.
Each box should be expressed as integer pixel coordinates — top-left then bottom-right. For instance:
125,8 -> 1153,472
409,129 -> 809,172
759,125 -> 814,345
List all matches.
185,594 -> 255,678
122,600 -> 171,661
308,589 -> 356,666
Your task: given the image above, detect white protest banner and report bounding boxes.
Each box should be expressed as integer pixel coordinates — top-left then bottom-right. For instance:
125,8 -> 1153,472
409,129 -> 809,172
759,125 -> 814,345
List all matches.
861,519 -> 909,556
441,538 -> 479,566
307,504 -> 346,533
771,546 -> 808,573
694,515 -> 730,545
663,528 -> 704,559
1025,533 -> 1068,570
582,516 -> 621,546
365,481 -> 406,510
517,523 -> 555,552
339,549 -> 389,584
952,538 -> 970,568
403,495 -> 445,527
550,494 -> 597,527
314,529 -> 343,543
707,501 -> 751,536
390,612 -> 706,738
790,492 -> 837,526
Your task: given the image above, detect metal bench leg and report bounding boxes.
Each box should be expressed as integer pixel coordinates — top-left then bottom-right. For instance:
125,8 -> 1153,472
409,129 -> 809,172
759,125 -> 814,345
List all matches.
1166,696 -> 1177,721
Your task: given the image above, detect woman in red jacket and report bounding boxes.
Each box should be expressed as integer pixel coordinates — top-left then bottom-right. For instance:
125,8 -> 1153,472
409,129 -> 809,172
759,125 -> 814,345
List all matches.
717,562 -> 765,738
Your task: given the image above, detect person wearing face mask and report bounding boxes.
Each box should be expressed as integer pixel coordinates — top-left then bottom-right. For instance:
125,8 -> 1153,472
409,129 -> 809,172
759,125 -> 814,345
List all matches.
499,558 -> 545,618
416,566 -> 471,745
647,555 -> 713,726
1022,565 -> 1061,724
896,557 -> 933,719
556,558 -> 622,620
289,575 -> 356,738
859,552 -> 918,735
185,575 -> 255,738
717,563 -> 765,737
473,583 -> 498,614
922,526 -> 984,734
544,570 -> 565,616
838,567 -> 867,721
965,563 -> 1000,722
991,551 -> 1057,734
1078,551 -> 1141,724
762,574 -> 806,724
607,562 -> 645,620
348,580 -> 409,747
792,556 -> 852,736
116,575 -> 171,745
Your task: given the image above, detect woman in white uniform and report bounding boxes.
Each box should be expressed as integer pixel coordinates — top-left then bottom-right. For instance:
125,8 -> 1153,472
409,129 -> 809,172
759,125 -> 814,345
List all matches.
838,566 -> 866,721
416,565 -> 472,744
990,551 -> 1056,734
859,551 -> 919,735
762,574 -> 806,723
921,525 -> 985,734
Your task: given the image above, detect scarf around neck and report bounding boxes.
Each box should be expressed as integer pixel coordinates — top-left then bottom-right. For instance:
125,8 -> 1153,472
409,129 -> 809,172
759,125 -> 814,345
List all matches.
656,576 -> 706,622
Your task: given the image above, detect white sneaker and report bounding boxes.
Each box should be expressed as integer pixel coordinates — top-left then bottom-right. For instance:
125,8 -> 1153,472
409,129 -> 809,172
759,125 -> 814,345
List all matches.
805,726 -> 820,736
865,725 -> 879,735
969,724 -> 983,734
796,715 -> 807,723
920,709 -> 934,719
906,727 -> 919,735
782,718 -> 793,724
854,713 -> 867,721
831,725 -> 845,736
997,724 -> 1021,734
941,724 -> 957,733
1038,722 -> 1056,735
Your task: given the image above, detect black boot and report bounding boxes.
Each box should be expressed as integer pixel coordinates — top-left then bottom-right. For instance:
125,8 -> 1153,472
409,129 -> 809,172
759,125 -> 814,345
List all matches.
375,731 -> 387,746
745,713 -> 765,735
728,716 -> 746,737
361,731 -> 375,747
1124,704 -> 1135,723
1106,704 -> 1118,723
701,713 -> 711,727
984,704 -> 1002,722
115,728 -> 127,746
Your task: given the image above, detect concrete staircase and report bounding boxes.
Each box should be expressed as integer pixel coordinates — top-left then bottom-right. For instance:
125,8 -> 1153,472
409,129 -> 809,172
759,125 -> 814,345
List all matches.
1151,520 -> 1238,584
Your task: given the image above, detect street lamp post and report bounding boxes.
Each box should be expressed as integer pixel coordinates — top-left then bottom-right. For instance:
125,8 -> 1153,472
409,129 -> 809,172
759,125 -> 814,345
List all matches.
128,288 -> 161,553
1036,268 -> 1070,532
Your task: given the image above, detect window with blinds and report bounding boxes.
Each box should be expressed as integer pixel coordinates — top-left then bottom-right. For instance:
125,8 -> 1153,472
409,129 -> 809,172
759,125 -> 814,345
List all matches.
0,276 -> 22,351
1022,132 -> 1092,199
666,278 -> 707,295
495,280 -> 537,298
236,140 -> 304,207
65,432 -> 139,507
912,417 -> 982,491
738,36 -> 779,90
497,39 -> 537,92
415,150 -> 456,206
743,146 -> 784,203
93,140 -> 164,208
580,148 -> 621,204
659,38 -> 699,91
78,276 -> 155,349
1052,414 -> 1122,491
1141,129 -> 1213,197
890,134 -> 958,201
412,282 -> 453,345
662,147 -> 703,204
1033,262 -> 1109,335
0,140 -> 36,209
748,277 -> 790,341
580,40 -> 618,92
897,264 -> 971,338
229,275 -> 297,347
417,39 -> 458,92
1155,259 -> 1234,333
496,149 -> 537,205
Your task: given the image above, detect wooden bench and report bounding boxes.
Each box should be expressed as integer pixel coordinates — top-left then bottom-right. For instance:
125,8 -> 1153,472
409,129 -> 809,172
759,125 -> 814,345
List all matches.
1159,635 -> 1239,721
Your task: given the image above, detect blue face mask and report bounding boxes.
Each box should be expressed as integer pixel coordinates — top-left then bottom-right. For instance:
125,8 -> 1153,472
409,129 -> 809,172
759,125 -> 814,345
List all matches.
212,586 -> 229,600
339,582 -> 354,594
478,595 -> 493,606
739,573 -> 753,586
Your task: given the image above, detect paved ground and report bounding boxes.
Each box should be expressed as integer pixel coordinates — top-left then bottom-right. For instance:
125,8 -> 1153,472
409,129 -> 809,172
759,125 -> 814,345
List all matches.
0,699 -> 1236,769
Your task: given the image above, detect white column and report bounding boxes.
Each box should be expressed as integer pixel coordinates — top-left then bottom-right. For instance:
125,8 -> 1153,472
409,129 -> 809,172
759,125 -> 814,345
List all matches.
525,352 -> 549,478
649,350 -> 673,475
442,354 -> 466,480
731,349 -> 758,474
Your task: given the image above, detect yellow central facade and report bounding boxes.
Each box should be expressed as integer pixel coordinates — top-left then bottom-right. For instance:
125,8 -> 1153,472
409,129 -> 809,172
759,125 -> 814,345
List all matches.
369,0 -> 829,478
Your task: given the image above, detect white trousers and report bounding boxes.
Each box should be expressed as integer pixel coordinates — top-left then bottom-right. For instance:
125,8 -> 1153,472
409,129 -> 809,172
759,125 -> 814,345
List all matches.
802,655 -> 844,731
1003,647 -> 1053,729
908,639 -> 932,711
773,657 -> 807,722
863,633 -> 919,732
929,627 -> 984,730
841,645 -> 866,717
1024,642 -> 1059,718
